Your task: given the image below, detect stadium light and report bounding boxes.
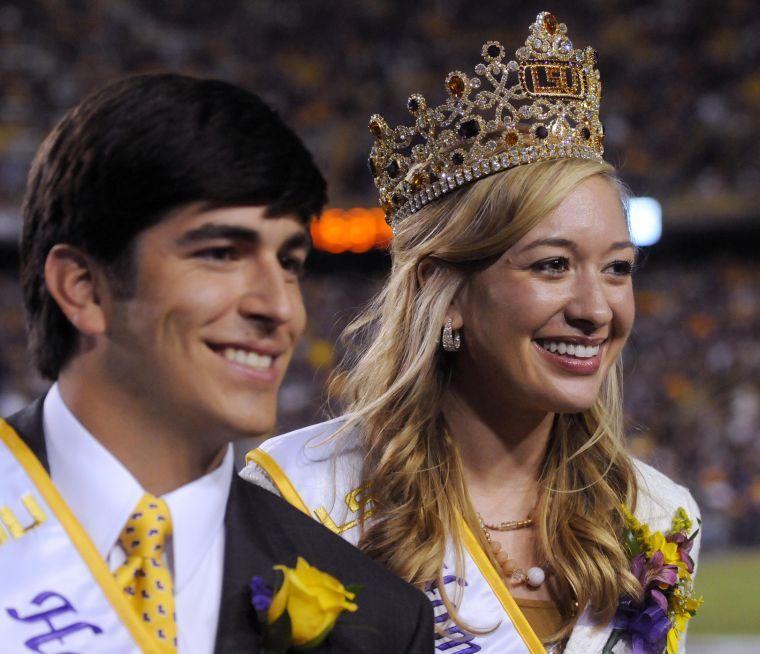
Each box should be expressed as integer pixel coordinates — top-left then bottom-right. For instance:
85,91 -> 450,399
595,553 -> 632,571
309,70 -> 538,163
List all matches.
627,197 -> 662,247
311,208 -> 392,253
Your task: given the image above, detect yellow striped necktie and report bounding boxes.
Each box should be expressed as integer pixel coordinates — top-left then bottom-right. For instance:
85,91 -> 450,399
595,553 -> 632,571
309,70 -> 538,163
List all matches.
115,493 -> 178,653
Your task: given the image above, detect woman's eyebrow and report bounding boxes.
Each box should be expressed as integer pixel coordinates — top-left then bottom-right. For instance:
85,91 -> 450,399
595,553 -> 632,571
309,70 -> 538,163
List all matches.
608,240 -> 635,251
518,237 -> 576,253
517,238 -> 635,254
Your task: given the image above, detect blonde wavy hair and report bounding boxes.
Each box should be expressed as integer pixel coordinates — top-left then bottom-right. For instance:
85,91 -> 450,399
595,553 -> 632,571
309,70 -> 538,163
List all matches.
330,158 -> 642,641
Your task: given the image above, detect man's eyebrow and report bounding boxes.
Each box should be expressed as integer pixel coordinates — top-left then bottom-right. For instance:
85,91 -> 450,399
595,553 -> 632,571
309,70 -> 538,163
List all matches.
281,230 -> 310,251
176,223 -> 260,245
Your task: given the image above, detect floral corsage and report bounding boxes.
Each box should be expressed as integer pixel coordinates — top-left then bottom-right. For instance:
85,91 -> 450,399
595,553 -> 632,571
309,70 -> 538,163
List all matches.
603,506 -> 703,654
250,557 -> 359,653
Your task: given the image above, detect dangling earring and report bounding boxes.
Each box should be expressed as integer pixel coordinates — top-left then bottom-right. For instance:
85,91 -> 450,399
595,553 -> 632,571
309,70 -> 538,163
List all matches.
441,317 -> 461,352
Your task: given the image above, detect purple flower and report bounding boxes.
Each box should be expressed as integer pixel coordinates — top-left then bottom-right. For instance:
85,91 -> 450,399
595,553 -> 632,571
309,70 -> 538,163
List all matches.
249,576 -> 273,613
648,551 -> 679,588
667,531 -> 695,573
649,588 -> 668,613
614,598 -> 672,654
631,551 -> 679,595
630,553 -> 647,585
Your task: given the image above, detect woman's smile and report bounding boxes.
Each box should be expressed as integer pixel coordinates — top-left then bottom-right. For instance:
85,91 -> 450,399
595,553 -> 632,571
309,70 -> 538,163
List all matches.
532,339 -> 604,375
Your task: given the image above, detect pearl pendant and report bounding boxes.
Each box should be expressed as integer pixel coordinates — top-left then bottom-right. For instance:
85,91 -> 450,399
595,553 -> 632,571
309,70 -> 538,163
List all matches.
526,566 -> 546,588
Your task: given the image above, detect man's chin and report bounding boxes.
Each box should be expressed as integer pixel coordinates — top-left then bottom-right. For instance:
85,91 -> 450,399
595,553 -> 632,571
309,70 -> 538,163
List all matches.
207,390 -> 279,438
218,418 -> 273,441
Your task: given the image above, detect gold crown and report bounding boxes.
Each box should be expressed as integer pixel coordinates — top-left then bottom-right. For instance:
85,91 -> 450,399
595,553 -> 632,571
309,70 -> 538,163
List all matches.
368,11 -> 604,227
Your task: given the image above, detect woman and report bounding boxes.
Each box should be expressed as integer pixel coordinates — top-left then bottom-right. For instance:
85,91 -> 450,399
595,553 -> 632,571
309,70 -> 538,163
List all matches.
242,12 -> 701,654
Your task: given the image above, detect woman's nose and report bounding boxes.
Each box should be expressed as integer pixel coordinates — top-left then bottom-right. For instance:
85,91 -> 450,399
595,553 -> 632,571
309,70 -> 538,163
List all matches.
564,271 -> 613,332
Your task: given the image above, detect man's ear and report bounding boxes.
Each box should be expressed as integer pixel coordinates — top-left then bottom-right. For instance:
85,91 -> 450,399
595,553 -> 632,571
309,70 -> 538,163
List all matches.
416,257 -> 464,330
44,244 -> 107,336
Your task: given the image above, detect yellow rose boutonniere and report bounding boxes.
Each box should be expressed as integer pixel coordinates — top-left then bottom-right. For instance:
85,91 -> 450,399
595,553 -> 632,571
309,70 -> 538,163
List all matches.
250,557 -> 359,653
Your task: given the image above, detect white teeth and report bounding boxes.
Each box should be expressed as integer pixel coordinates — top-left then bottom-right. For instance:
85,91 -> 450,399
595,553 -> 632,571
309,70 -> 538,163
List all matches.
540,341 -> 600,358
222,348 -> 273,370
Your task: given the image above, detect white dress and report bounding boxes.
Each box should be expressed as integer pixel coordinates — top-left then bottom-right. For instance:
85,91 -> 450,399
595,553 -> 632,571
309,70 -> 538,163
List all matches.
240,416 -> 701,654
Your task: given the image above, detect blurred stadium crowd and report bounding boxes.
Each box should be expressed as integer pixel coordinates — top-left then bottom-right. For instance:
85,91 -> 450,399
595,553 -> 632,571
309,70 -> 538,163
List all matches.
0,1 -> 758,210
0,1 -> 758,550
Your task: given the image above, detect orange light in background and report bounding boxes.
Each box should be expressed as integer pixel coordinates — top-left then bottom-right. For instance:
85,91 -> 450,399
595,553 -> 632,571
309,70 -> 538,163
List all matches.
311,208 -> 392,253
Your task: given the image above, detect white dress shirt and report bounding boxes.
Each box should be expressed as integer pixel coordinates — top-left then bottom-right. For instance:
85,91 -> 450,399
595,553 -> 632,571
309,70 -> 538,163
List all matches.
43,383 -> 232,654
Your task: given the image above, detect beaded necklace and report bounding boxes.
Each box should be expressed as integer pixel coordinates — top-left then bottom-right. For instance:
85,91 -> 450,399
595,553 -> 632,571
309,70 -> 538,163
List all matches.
477,513 -> 547,588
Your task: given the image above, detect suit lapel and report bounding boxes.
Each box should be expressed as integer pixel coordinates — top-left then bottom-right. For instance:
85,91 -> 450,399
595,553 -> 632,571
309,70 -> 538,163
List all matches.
214,474 -> 301,653
5,397 -> 49,471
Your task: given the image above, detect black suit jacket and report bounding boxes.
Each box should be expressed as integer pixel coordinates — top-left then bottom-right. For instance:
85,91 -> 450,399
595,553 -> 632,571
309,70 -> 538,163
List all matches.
6,400 -> 433,653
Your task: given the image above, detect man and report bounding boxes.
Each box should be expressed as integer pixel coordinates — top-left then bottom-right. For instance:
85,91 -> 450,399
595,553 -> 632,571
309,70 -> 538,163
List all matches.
0,74 -> 432,653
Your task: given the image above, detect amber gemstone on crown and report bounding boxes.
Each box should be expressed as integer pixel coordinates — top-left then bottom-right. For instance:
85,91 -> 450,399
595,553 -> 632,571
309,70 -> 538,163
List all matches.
369,118 -> 384,139
447,75 -> 466,98
411,172 -> 427,188
543,13 -> 558,35
504,131 -> 519,147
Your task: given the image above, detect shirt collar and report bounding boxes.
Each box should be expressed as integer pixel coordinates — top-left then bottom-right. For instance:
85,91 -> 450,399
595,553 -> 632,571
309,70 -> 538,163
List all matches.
164,444 -> 232,590
43,383 -> 233,589
44,383 -> 144,558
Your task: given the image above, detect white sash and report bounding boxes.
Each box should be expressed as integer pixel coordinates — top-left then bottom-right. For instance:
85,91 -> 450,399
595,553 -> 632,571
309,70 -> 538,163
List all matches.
243,418 -> 547,654
0,419 -> 159,653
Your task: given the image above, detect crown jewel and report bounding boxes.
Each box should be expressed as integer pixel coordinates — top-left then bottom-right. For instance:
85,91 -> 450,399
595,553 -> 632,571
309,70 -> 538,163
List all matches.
368,12 -> 604,227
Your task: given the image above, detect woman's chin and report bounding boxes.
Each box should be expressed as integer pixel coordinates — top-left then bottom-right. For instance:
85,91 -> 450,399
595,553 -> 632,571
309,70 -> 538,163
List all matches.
539,390 -> 601,415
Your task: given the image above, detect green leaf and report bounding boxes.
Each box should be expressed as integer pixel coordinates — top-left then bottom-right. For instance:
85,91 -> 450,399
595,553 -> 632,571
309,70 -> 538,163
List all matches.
623,529 -> 643,557
602,629 -> 623,654
345,583 -> 362,597
293,620 -> 336,651
262,609 -> 293,654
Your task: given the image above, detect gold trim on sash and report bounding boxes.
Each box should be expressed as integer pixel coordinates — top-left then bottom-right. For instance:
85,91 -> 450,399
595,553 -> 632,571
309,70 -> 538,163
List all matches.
245,448 -> 311,516
0,419 -> 161,654
459,518 -> 547,654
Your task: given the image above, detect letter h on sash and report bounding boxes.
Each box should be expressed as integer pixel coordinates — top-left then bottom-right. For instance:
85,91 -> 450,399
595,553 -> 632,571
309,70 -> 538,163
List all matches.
6,591 -> 103,653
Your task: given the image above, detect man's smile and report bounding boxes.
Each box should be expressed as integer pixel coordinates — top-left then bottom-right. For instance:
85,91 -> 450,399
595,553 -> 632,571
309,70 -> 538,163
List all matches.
206,341 -> 285,381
